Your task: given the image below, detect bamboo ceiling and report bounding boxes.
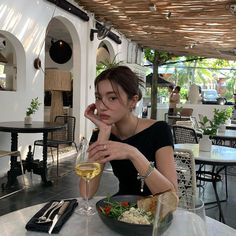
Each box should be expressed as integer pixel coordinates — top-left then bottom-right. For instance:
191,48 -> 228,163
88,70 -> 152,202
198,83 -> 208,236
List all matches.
74,0 -> 236,60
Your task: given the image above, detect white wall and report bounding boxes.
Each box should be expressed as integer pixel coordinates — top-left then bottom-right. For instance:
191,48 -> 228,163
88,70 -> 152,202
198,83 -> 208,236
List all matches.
0,0 -> 144,177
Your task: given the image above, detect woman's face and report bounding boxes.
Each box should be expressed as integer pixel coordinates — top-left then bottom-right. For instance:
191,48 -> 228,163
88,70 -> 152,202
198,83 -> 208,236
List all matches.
95,79 -> 134,124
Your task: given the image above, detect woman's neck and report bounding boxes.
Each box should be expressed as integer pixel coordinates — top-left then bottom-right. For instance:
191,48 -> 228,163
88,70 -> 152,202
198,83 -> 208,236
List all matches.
112,115 -> 139,140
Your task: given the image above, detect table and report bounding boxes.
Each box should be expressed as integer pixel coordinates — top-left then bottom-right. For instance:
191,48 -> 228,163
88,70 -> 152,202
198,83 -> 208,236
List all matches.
226,123 -> 236,130
211,130 -> 236,147
0,197 -> 235,236
174,144 -> 236,223
0,121 -> 65,186
165,113 -> 191,125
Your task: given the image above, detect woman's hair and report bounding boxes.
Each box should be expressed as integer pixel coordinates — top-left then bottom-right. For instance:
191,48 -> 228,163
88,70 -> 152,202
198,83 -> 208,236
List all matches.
94,66 -> 144,101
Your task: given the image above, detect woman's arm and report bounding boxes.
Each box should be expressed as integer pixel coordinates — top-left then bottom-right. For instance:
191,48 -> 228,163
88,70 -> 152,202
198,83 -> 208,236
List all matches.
79,104 -> 111,199
88,141 -> 178,195
129,145 -> 178,194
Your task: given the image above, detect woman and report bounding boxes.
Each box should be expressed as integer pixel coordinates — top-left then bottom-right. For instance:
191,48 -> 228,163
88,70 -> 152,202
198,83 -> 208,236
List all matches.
80,66 -> 177,198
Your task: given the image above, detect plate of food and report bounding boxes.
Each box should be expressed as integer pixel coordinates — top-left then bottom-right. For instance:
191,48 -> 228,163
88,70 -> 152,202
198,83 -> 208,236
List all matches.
96,192 -> 178,236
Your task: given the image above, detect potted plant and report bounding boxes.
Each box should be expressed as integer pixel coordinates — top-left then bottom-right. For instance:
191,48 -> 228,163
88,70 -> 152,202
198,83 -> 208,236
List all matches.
213,107 -> 233,132
198,107 -> 233,151
25,97 -> 41,125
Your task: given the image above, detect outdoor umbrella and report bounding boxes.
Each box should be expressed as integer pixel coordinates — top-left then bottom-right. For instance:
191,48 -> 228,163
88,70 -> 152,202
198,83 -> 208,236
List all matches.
146,73 -> 174,87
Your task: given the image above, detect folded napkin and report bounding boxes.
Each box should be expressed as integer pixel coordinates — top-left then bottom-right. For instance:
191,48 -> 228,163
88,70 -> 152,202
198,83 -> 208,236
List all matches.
25,199 -> 78,234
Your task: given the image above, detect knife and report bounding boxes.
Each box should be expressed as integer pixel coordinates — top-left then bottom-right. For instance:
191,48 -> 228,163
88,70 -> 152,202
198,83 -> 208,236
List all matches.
48,201 -> 70,234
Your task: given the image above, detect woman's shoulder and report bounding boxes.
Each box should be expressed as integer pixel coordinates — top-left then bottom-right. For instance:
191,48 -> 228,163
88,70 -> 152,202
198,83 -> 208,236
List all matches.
138,119 -> 168,133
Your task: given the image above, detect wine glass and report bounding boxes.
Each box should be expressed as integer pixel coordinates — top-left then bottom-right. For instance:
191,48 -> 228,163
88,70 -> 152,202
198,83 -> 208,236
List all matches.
152,194 -> 207,236
75,137 -> 101,215
172,195 -> 207,236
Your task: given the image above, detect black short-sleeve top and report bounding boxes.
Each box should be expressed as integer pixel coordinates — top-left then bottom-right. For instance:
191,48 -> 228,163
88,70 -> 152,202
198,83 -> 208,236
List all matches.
90,121 -> 173,196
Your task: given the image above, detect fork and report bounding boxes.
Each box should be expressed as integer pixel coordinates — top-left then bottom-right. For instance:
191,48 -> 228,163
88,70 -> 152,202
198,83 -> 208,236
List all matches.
36,201 -> 59,223
37,200 -> 64,224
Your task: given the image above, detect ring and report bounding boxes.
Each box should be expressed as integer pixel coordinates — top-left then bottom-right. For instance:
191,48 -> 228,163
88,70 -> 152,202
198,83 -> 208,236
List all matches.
103,145 -> 107,150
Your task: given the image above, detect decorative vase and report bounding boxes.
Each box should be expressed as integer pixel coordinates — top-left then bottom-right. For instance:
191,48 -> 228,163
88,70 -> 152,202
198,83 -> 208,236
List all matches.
24,116 -> 32,125
217,124 -> 226,133
199,135 -> 212,152
225,118 -> 231,126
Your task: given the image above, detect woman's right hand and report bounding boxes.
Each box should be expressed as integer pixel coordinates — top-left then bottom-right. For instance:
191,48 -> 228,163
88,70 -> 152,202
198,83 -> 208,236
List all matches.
84,103 -> 111,140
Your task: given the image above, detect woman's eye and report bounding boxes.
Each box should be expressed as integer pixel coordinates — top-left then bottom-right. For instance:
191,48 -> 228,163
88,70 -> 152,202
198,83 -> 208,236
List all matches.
95,96 -> 101,101
108,96 -> 117,102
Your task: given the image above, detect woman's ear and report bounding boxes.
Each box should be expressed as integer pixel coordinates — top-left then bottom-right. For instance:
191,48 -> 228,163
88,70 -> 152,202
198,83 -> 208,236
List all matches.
130,95 -> 139,110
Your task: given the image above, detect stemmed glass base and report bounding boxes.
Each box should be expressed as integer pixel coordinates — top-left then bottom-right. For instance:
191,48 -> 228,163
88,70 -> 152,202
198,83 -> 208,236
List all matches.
77,202 -> 96,216
76,178 -> 96,216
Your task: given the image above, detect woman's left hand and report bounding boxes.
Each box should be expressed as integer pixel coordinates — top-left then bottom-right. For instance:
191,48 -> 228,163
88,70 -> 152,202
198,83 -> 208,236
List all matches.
87,140 -> 138,163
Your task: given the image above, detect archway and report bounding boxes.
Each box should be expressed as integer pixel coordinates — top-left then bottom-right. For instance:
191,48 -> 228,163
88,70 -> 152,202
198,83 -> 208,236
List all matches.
44,17 -> 76,123
0,31 -> 25,91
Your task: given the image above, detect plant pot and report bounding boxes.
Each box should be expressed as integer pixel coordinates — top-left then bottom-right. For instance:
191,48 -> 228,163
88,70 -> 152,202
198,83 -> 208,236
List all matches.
199,135 -> 212,152
217,124 -> 226,133
225,118 -> 231,126
24,116 -> 32,125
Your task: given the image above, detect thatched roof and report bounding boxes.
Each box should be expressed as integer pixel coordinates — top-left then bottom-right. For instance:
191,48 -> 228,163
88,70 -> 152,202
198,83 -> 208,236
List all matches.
74,0 -> 236,60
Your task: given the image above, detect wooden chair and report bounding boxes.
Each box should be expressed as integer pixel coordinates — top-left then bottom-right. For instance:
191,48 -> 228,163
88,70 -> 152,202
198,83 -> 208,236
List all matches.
174,148 -> 197,208
33,115 -> 78,176
0,150 -> 26,199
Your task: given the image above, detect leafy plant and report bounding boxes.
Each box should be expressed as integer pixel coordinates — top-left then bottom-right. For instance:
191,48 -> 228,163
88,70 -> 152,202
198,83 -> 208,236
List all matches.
199,107 -> 233,135
26,97 -> 41,116
213,107 -> 233,127
199,116 -> 217,135
96,53 -> 123,76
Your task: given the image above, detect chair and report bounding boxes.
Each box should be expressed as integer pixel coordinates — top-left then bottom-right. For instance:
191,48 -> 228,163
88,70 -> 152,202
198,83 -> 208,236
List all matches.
172,125 -> 198,144
0,150 -> 26,199
33,115 -> 78,176
174,149 -> 197,208
179,108 -> 193,117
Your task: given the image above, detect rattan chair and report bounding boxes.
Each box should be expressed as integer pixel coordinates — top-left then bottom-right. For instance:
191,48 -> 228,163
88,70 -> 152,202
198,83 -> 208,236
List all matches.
0,150 -> 26,199
33,115 -> 78,176
172,125 -> 198,144
174,149 -> 197,208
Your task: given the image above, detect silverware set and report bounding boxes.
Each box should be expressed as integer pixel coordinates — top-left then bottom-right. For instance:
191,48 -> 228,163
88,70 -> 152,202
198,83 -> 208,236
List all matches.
36,200 -> 65,224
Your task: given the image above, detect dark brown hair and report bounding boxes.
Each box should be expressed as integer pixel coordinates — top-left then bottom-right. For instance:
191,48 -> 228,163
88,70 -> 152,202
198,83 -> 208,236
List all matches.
95,66 -> 144,101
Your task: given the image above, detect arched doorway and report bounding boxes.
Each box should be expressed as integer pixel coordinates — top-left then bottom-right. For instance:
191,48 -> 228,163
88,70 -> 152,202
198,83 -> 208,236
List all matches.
44,17 -> 74,123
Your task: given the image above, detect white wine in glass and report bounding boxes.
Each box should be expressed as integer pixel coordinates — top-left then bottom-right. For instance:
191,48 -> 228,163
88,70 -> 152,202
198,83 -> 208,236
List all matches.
75,138 -> 101,215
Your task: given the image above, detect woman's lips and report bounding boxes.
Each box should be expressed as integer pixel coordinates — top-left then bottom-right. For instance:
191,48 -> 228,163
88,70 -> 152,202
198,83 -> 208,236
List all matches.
100,114 -> 110,120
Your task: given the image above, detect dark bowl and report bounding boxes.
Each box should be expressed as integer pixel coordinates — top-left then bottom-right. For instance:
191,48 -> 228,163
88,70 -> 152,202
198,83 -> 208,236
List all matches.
96,195 -> 173,236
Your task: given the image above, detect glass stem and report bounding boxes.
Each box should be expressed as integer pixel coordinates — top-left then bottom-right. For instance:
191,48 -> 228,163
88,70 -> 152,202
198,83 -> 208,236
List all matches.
85,178 -> 90,210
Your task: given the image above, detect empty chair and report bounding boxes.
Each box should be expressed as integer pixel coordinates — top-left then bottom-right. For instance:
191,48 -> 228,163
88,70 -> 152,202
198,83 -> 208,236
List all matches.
33,115 -> 78,176
179,108 -> 193,117
172,125 -> 198,144
174,148 -> 197,208
0,150 -> 26,199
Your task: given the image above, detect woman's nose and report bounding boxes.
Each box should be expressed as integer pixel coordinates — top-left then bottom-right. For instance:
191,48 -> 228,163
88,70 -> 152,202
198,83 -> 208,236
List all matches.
96,100 -> 107,110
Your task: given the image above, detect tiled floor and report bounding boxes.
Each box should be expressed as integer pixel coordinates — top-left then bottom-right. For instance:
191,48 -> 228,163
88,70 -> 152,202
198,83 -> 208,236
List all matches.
0,153 -> 236,230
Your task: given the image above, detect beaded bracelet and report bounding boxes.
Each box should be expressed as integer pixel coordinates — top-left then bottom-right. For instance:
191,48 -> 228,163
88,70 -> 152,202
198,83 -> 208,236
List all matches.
137,162 -> 155,192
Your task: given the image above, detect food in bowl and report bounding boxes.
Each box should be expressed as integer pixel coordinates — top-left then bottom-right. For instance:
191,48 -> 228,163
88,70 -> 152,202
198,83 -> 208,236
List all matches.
96,194 -> 176,236
118,207 -> 153,225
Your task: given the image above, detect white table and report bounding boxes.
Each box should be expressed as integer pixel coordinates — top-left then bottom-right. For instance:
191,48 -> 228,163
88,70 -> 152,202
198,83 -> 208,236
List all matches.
226,123 -> 236,130
212,130 -> 236,148
174,144 -> 236,224
0,197 -> 235,236
174,144 -> 236,165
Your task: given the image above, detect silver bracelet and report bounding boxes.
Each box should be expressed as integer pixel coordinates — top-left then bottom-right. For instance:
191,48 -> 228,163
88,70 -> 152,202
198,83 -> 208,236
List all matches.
137,162 -> 155,192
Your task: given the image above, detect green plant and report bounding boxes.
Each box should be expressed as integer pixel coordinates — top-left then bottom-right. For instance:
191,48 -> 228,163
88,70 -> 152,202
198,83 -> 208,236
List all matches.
213,107 -> 233,127
26,97 -> 41,116
199,107 -> 233,135
96,53 -> 124,76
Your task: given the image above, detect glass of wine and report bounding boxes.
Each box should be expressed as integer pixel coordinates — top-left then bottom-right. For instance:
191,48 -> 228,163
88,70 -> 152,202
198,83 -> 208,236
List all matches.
75,137 -> 101,215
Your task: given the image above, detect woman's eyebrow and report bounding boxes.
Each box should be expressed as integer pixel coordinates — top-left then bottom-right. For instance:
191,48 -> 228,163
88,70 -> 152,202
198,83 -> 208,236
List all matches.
95,91 -> 116,96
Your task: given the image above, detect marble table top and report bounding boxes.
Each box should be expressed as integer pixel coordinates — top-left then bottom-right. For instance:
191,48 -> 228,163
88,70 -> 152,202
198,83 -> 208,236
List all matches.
0,197 -> 236,236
